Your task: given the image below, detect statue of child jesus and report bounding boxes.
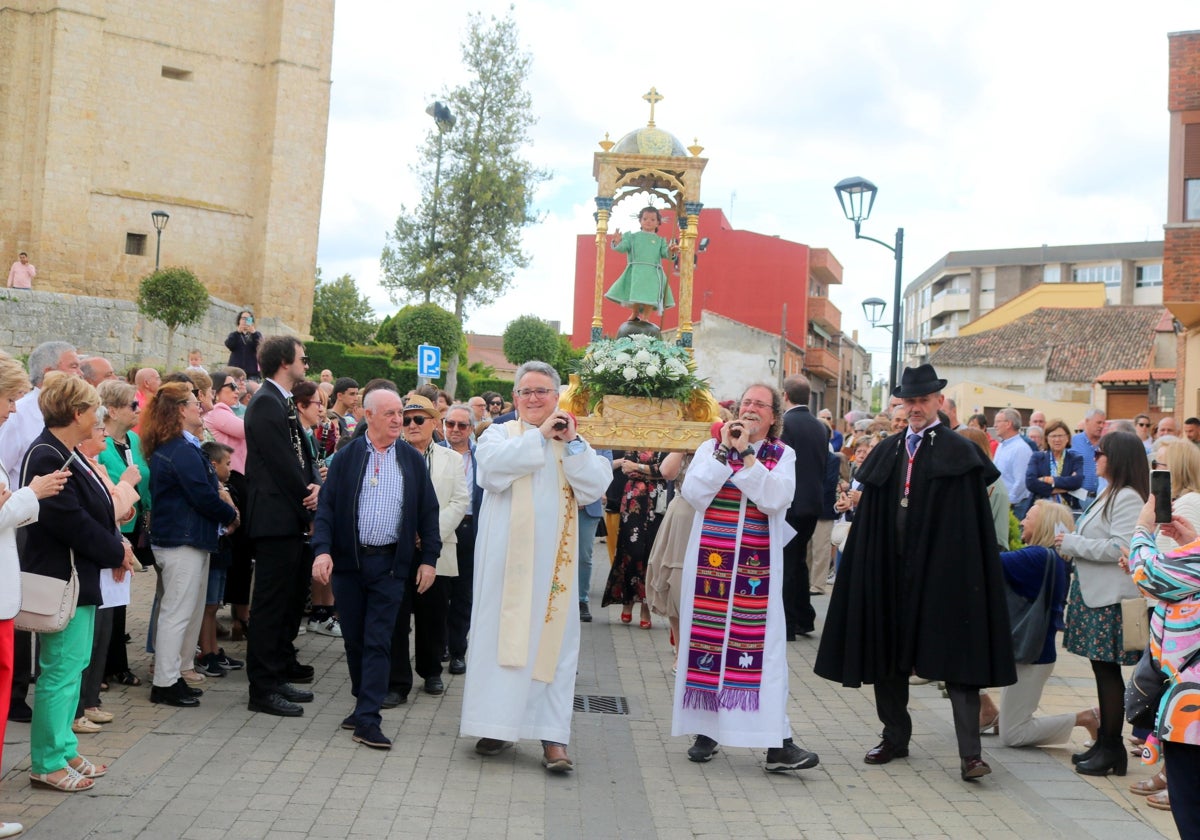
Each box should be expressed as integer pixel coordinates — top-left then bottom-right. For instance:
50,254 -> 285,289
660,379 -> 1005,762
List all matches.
605,206 -> 680,326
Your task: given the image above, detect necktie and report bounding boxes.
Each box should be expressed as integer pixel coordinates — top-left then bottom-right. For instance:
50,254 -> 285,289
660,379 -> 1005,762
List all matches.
906,432 -> 920,458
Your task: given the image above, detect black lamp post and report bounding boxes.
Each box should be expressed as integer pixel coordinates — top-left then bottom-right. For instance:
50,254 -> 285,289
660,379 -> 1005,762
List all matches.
424,101 -> 456,303
151,210 -> 170,271
834,177 -> 904,395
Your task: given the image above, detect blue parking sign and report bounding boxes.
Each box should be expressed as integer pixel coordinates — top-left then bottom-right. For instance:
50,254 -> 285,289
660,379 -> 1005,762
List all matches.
417,344 -> 441,378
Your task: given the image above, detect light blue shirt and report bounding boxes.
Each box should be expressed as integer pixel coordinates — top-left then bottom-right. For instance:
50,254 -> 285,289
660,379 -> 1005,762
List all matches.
994,434 -> 1033,504
1071,431 -> 1100,496
357,440 -> 404,546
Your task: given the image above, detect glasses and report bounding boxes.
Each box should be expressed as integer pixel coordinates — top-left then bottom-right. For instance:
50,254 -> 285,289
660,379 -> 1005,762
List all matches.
402,416 -> 428,426
516,388 -> 555,399
299,356 -> 310,366
219,383 -> 236,392
489,400 -> 502,406
740,399 -> 772,410
445,420 -> 471,429
1137,422 -> 1151,427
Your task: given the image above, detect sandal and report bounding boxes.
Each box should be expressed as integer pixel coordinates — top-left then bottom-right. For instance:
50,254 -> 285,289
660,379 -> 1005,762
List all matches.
1146,790 -> 1171,811
30,767 -> 94,792
110,670 -> 141,687
68,756 -> 108,778
1129,770 -> 1167,796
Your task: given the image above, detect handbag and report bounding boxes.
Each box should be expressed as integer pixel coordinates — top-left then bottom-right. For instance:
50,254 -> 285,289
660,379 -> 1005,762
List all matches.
1120,598 -> 1150,652
1006,547 -> 1056,664
14,443 -> 81,633
1126,642 -> 1200,729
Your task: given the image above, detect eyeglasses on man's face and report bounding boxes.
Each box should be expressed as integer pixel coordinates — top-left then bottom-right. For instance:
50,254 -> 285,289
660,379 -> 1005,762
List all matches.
402,415 -> 428,427
444,420 -> 471,430
1137,421 -> 1151,428
516,388 -> 555,399
740,398 -> 772,411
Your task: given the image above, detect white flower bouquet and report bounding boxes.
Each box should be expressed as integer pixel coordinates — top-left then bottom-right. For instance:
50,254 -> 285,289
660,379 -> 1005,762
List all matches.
575,334 -> 706,406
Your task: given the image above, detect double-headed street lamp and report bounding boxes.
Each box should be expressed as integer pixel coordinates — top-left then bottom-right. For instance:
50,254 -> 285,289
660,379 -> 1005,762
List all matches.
151,210 -> 170,271
834,177 -> 904,396
424,101 -> 456,302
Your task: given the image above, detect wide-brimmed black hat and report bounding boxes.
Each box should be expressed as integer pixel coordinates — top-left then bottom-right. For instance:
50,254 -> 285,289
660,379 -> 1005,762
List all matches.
892,363 -> 947,398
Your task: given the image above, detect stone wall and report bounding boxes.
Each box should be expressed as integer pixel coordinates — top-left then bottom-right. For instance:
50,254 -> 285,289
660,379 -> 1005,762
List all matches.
0,289 -> 293,373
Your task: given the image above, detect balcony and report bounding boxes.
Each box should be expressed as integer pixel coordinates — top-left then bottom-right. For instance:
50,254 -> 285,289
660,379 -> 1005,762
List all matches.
807,296 -> 842,334
803,346 -> 839,382
809,248 -> 843,286
929,289 -> 970,320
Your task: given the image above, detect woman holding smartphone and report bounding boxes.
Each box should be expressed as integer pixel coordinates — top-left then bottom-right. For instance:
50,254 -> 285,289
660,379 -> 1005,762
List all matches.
224,310 -> 262,380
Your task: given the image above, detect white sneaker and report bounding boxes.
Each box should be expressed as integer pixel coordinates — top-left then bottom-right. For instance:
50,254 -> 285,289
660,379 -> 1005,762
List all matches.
0,821 -> 24,838
297,622 -> 307,635
310,617 -> 342,638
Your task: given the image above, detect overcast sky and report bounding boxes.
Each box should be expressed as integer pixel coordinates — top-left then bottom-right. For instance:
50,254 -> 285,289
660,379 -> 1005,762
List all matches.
317,2 -> 1196,376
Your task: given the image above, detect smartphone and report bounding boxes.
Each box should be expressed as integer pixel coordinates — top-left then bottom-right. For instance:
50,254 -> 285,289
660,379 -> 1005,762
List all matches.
245,315 -> 254,325
1151,469 -> 1172,524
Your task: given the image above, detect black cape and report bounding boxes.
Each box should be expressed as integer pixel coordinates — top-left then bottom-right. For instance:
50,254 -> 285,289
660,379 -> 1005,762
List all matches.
814,425 -> 1017,688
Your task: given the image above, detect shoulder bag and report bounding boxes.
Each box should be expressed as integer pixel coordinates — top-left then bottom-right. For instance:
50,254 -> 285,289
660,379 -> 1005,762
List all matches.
1006,547 -> 1056,664
13,443 -> 79,634
1120,598 -> 1150,652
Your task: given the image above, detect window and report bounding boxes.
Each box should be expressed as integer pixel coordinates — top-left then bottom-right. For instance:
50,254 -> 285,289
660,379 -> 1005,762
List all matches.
1188,180 -> 1200,222
1072,264 -> 1121,286
1136,264 -> 1163,288
161,66 -> 192,81
125,233 -> 147,256
1043,265 -> 1060,283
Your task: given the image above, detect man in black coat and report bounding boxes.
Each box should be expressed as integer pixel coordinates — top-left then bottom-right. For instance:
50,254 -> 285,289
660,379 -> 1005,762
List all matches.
243,336 -> 321,716
779,375 -> 828,638
814,364 -> 1016,782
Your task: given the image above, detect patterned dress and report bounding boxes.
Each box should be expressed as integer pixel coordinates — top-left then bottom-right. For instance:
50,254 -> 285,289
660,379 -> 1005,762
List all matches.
602,452 -> 667,607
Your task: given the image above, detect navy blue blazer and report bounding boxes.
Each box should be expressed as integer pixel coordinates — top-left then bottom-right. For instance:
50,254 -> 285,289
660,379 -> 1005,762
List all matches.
1025,448 -> 1084,508
311,434 -> 441,578
20,430 -> 126,607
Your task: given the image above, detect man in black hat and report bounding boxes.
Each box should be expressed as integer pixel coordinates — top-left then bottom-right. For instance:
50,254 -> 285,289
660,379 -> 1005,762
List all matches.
814,364 -> 1016,782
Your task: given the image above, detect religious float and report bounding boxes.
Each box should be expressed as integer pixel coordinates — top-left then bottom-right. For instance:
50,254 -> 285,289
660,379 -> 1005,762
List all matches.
559,88 -> 721,452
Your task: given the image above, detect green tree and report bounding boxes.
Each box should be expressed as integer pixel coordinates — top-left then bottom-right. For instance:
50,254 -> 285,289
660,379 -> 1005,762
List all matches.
380,9 -> 546,397
379,302 -> 463,369
502,314 -> 559,367
310,269 -> 376,345
554,334 -> 585,381
137,266 -> 209,369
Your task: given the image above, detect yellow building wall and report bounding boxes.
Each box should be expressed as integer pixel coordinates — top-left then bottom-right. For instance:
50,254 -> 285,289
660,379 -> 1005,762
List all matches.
957,283 -> 1108,337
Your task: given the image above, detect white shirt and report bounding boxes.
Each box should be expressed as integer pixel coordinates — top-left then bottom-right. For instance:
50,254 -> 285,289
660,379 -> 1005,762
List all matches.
0,387 -> 43,488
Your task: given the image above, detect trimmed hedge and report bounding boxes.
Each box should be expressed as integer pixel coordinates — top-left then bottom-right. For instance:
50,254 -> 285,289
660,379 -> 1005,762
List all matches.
305,340 -> 491,399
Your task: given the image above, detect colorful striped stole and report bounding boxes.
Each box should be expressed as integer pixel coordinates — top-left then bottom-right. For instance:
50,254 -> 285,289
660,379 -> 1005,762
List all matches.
681,439 -> 783,713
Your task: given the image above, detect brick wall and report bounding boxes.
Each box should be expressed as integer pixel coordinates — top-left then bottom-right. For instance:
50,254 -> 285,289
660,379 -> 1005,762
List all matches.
1169,31 -> 1200,112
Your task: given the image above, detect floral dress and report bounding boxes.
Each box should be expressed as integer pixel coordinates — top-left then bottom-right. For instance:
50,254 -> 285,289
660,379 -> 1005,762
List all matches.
601,451 -> 668,606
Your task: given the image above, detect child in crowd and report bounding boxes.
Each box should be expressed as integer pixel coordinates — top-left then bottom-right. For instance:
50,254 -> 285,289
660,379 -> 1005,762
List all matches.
195,442 -> 244,676
185,349 -> 208,375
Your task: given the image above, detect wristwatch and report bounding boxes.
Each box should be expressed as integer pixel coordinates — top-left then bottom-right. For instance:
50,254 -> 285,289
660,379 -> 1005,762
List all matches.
740,447 -> 755,459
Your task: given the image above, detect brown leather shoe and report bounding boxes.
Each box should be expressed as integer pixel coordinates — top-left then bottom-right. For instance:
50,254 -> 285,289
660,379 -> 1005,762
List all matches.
960,755 -> 992,781
864,740 -> 909,765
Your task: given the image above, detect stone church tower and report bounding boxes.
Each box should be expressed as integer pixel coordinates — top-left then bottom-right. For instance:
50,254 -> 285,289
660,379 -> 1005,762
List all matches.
0,0 -> 333,335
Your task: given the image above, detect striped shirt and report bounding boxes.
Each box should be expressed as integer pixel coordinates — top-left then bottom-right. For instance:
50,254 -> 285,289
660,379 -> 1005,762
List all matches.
358,440 -> 404,546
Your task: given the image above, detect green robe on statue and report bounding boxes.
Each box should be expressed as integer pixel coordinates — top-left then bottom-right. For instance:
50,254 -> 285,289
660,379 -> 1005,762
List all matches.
605,231 -> 676,315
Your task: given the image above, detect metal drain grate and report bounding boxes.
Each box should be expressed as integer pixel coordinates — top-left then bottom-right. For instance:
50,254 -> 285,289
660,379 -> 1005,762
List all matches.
573,694 -> 629,715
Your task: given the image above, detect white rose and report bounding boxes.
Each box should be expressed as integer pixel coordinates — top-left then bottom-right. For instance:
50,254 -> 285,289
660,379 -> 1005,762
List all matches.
634,349 -> 653,363
645,364 -> 659,377
593,364 -> 605,373
623,366 -> 638,381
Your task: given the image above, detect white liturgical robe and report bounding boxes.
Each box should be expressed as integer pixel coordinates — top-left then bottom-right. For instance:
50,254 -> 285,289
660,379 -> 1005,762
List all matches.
459,423 -> 611,744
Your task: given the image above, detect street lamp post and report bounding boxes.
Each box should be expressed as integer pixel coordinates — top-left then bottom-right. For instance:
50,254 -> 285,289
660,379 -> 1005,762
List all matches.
151,210 -> 170,271
834,177 -> 904,396
424,101 -> 456,304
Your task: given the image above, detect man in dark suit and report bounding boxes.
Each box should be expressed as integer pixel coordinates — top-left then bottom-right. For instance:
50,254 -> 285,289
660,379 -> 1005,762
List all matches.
243,336 -> 321,716
779,375 -> 828,639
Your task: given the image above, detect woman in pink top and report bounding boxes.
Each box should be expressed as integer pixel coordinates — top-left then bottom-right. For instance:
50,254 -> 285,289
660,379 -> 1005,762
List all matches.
204,370 -> 250,637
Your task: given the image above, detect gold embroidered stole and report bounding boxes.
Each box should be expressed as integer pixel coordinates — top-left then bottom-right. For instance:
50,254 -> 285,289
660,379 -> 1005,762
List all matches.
497,421 -> 578,682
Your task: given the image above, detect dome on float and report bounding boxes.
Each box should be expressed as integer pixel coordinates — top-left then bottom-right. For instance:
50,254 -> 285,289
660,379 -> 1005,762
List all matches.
612,125 -> 687,157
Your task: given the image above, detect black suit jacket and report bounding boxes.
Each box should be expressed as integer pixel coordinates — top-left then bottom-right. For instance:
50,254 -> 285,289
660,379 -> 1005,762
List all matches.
244,380 -> 314,539
780,404 -> 828,522
20,429 -> 126,607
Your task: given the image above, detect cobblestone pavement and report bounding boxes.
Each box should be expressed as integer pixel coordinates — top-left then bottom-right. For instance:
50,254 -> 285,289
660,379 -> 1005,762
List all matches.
0,551 -> 1180,839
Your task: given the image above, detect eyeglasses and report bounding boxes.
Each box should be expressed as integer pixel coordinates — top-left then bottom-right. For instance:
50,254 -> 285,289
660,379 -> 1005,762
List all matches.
1137,422 -> 1151,427
219,383 -> 236,392
445,420 -> 471,429
300,356 -> 310,366
516,388 -> 555,399
740,399 -> 772,410
402,416 -> 428,426
488,400 -> 502,406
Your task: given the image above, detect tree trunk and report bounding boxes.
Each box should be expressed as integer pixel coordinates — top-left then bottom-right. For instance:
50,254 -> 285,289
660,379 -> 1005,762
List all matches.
445,352 -> 460,399
165,325 -> 176,371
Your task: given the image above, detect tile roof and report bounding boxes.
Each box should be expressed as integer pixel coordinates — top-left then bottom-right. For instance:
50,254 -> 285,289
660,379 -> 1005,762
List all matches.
1094,368 -> 1177,384
930,306 -> 1168,382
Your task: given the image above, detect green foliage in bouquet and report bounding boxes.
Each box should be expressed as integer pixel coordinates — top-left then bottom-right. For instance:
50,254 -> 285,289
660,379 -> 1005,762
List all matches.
575,334 -> 706,407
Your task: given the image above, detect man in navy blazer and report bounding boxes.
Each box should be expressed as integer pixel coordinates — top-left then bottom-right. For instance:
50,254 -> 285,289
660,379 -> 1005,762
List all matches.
779,375 -> 828,638
312,388 -> 441,750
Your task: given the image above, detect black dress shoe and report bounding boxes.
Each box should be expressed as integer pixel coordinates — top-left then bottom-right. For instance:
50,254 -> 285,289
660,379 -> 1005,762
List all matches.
285,662 -> 315,684
275,682 -> 314,703
960,755 -> 992,780
248,692 -> 304,717
340,714 -> 357,730
424,676 -> 444,695
381,691 -> 407,709
687,734 -> 719,762
864,740 -> 909,765
448,657 -> 466,675
7,699 -> 32,723
151,683 -> 199,707
353,724 -> 392,750
176,678 -> 203,698
579,601 -> 592,623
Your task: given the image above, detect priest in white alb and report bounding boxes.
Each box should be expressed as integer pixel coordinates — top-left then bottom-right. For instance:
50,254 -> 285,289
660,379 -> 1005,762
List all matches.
460,361 -> 612,774
673,383 -> 820,772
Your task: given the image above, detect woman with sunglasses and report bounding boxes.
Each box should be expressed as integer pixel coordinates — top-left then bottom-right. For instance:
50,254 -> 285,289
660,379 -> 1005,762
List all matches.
1055,431 -> 1148,777
96,380 -> 152,688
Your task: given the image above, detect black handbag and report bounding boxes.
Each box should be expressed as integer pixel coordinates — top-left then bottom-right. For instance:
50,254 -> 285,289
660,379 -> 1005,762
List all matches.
1006,547 -> 1056,664
1126,642 -> 1200,729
